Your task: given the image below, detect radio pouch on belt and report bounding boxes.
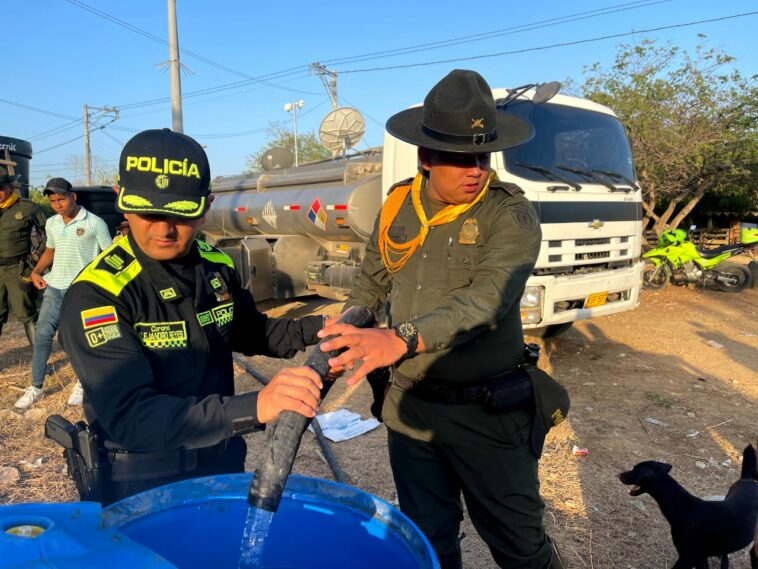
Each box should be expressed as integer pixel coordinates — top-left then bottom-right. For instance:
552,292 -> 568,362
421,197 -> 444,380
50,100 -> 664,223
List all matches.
44,415 -> 107,502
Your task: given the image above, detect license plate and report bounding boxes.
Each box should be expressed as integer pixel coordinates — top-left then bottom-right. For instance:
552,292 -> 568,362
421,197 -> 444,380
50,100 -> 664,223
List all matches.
585,292 -> 608,308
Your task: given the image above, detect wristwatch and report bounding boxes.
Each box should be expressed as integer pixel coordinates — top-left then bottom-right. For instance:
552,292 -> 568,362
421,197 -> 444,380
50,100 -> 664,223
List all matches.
393,321 -> 419,357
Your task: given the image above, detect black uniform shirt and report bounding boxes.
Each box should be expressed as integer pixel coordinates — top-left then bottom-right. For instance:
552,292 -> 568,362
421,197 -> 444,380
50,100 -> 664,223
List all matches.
59,235 -> 322,452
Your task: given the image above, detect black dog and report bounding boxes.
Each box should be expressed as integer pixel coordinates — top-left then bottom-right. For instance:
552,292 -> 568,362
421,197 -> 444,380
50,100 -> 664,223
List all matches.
619,444 -> 758,569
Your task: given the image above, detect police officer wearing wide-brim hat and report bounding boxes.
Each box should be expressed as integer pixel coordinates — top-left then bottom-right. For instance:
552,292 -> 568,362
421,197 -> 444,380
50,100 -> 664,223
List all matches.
319,70 -> 568,568
0,165 -> 47,346
59,128 -> 325,505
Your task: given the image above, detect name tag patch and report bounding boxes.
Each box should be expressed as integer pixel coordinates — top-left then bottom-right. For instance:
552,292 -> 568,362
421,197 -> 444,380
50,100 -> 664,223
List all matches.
135,321 -> 188,349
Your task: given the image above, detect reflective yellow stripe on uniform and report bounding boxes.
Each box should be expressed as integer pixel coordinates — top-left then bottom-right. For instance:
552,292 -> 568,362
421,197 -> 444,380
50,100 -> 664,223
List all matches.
196,240 -> 234,268
74,239 -> 142,297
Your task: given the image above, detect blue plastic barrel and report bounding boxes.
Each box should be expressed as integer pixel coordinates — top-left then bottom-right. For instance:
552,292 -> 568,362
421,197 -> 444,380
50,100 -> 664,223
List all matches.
0,501 -> 174,568
102,474 -> 439,569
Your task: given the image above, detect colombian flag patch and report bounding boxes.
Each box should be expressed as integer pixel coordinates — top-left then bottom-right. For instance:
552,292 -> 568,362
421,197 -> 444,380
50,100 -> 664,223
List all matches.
81,306 -> 119,329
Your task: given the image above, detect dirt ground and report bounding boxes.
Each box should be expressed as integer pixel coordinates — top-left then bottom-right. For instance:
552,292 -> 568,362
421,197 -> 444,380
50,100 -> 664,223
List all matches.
0,284 -> 756,568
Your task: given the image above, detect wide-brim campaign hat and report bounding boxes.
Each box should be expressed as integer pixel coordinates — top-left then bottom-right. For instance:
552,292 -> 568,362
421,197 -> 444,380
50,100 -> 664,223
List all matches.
116,128 -> 211,219
386,69 -> 534,153
0,166 -> 20,186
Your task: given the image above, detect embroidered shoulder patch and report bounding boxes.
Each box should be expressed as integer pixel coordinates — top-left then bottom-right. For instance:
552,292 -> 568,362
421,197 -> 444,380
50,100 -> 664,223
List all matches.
160,287 -> 177,300
508,203 -> 539,231
85,324 -> 121,348
95,249 -> 136,275
81,306 -> 118,329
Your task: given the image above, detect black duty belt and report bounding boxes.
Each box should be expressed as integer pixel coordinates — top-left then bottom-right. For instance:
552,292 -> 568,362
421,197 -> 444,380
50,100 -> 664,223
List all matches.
108,440 -> 227,482
393,369 -> 524,405
0,254 -> 25,266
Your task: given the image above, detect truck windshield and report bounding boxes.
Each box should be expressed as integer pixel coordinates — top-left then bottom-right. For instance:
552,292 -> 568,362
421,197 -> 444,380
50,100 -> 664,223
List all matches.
502,100 -> 636,186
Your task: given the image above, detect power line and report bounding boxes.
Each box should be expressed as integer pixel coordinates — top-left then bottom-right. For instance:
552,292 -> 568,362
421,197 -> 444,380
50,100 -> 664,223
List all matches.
324,0 -> 673,66
340,11 -> 758,73
36,134 -> 85,154
0,97 -> 78,121
29,119 -> 83,142
63,0 -> 319,96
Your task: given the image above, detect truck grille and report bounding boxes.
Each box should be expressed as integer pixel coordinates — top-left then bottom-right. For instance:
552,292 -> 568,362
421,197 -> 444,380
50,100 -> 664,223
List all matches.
540,235 -> 635,272
575,251 -> 610,261
575,238 -> 610,246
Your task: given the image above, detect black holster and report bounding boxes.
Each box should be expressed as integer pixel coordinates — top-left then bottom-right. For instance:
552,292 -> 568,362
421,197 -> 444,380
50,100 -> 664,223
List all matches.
45,416 -> 108,502
480,368 -> 534,414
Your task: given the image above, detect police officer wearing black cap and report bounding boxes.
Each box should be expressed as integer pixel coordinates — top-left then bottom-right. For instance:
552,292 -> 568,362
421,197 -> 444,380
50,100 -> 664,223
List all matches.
0,165 -> 46,347
319,70 -> 568,568
59,129 -> 325,505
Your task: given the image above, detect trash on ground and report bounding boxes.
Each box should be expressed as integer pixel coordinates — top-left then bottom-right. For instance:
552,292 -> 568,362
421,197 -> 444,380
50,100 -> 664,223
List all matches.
644,417 -> 669,427
571,445 -> 589,456
686,429 -> 699,437
703,339 -> 724,349
308,409 -> 381,442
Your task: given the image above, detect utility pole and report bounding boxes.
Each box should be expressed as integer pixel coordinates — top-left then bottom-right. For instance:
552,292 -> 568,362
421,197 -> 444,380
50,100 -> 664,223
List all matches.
167,0 -> 183,132
310,63 -> 338,110
284,100 -> 304,167
82,104 -> 92,186
82,105 -> 120,186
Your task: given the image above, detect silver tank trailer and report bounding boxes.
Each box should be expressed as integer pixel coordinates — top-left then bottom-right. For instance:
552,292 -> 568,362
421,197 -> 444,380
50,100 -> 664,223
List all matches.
204,156 -> 383,244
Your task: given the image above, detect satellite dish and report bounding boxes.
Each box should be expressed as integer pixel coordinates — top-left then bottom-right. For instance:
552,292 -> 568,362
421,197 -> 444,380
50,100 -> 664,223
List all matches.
319,107 -> 365,157
260,147 -> 294,171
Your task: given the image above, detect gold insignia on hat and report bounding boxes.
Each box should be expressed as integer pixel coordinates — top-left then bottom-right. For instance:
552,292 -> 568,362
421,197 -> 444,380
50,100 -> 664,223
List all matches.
471,118 -> 485,129
14,212 -> 23,220
155,174 -> 170,189
459,218 -> 479,244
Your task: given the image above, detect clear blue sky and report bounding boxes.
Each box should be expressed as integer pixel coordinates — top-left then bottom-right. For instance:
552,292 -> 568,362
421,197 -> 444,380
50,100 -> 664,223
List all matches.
6,0 -> 756,187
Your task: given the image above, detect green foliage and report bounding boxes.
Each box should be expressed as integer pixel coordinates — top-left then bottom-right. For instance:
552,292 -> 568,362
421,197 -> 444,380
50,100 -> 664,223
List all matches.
645,390 -> 673,409
244,121 -> 331,174
28,187 -> 54,217
579,37 -> 758,232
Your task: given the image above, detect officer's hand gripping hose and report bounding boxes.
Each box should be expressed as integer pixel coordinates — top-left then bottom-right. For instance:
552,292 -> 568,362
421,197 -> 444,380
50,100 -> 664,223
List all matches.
247,305 -> 376,512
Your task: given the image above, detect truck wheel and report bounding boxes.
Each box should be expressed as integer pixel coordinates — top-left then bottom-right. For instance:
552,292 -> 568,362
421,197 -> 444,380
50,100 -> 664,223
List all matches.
526,322 -> 573,339
642,260 -> 670,290
715,263 -> 751,292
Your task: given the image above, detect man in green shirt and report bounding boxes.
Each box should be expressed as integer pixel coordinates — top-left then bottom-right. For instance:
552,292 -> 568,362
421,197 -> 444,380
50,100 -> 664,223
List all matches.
0,166 -> 47,346
319,70 -> 564,568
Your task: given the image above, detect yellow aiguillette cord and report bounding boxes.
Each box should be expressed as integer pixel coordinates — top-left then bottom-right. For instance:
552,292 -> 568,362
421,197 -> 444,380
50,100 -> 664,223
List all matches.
0,192 -> 19,210
379,170 -> 494,273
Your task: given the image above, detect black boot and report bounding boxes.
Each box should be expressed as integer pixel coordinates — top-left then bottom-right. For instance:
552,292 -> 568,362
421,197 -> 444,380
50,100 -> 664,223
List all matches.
23,321 -> 36,347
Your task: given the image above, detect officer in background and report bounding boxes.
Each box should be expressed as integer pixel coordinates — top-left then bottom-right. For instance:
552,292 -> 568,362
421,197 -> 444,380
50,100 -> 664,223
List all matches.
319,70 -> 565,568
0,165 -> 47,346
59,129 -> 324,505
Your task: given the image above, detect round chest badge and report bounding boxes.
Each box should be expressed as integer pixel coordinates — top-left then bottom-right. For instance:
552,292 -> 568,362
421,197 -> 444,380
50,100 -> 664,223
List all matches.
14,212 -> 23,220
76,227 -> 85,236
155,174 -> 170,189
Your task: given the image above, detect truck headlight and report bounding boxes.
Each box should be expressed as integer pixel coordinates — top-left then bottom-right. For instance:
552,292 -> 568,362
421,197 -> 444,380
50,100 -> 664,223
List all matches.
520,286 -> 543,308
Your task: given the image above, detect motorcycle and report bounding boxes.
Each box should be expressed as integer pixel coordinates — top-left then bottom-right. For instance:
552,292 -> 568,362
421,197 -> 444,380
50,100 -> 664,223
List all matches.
642,227 -> 757,292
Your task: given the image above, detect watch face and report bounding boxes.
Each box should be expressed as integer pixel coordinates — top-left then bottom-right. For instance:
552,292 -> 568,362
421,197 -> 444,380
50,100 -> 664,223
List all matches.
395,321 -> 419,355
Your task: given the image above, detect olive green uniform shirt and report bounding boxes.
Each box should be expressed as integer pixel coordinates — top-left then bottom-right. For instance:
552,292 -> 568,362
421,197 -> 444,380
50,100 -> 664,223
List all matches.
0,198 -> 47,324
0,198 -> 47,258
347,177 -> 541,385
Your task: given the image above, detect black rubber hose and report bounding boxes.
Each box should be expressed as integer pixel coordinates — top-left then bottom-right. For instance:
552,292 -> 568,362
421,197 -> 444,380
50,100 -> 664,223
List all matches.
247,305 -> 376,511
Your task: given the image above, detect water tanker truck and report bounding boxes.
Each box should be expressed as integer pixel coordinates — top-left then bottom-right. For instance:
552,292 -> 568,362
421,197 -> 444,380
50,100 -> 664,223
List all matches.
203,86 -> 645,336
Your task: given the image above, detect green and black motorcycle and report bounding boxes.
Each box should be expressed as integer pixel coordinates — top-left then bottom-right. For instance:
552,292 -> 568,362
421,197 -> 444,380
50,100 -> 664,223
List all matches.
642,227 -> 757,292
